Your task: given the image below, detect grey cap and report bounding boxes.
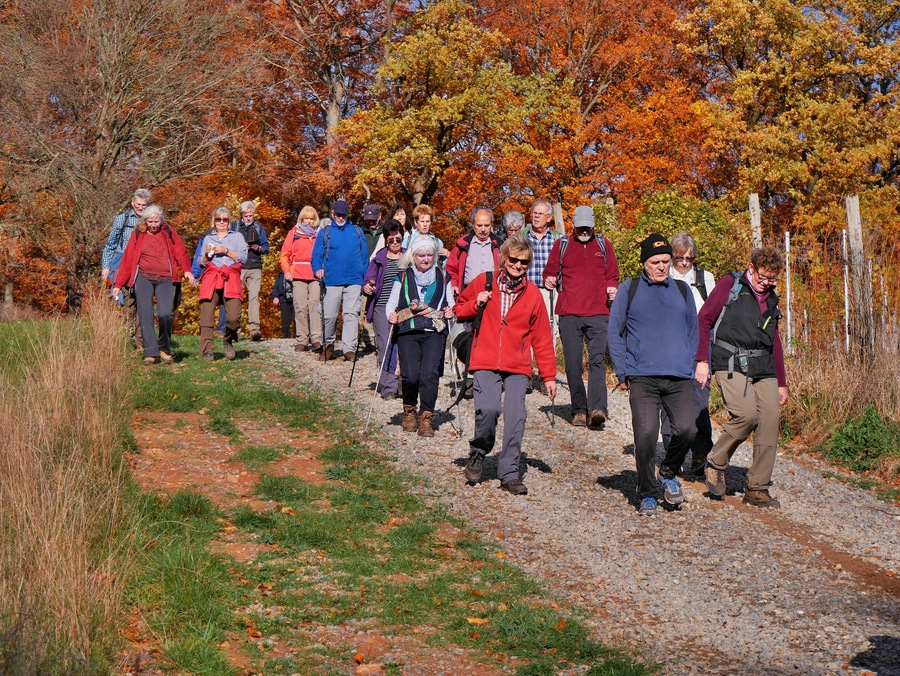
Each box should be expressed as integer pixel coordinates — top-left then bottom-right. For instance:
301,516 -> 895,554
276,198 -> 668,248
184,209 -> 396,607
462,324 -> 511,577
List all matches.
572,206 -> 594,229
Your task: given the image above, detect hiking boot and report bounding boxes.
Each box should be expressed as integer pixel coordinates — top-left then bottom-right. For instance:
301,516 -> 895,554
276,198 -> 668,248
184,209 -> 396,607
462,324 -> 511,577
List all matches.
705,465 -> 726,497
500,479 -> 528,496
223,340 -> 236,360
159,351 -> 174,365
401,404 -> 417,432
202,352 -> 214,362
417,410 -> 434,437
571,412 -> 587,427
639,497 -> 658,516
743,488 -> 781,509
251,331 -> 262,342
588,409 -> 607,427
320,344 -> 334,362
660,476 -> 685,505
344,351 -> 356,362
310,341 -> 322,352
142,356 -> 159,365
294,343 -> 309,352
464,452 -> 483,483
381,391 -> 397,401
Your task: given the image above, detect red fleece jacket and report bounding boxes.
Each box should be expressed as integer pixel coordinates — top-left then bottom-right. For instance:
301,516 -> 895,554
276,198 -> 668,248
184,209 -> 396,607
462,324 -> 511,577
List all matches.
113,226 -> 192,289
198,263 -> 244,301
454,271 -> 557,381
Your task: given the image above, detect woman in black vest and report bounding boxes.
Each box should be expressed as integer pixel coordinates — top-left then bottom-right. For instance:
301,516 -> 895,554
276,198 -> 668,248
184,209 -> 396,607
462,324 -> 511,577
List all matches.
386,237 -> 455,437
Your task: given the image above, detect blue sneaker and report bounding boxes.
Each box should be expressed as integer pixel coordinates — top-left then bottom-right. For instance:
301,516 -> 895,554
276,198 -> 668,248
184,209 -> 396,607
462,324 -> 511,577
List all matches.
660,476 -> 685,505
639,497 -> 658,516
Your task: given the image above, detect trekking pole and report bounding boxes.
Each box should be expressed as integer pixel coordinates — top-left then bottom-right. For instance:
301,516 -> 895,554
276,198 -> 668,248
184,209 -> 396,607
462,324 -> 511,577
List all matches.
319,279 -> 327,359
347,319 -> 365,387
365,323 -> 395,432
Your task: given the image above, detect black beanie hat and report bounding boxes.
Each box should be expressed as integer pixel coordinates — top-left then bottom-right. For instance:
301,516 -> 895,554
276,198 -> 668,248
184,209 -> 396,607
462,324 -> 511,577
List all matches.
640,233 -> 672,263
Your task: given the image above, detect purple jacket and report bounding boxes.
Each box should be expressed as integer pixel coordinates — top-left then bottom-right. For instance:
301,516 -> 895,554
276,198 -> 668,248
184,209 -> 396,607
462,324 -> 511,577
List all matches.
363,246 -> 405,321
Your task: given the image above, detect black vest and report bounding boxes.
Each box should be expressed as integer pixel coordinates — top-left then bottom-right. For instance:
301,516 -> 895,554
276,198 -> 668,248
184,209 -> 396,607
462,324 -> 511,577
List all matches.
711,278 -> 781,379
396,269 -> 450,335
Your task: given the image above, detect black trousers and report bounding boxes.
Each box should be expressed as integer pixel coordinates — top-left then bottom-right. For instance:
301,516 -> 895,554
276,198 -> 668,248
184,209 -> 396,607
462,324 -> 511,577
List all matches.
629,376 -> 697,500
396,330 -> 446,413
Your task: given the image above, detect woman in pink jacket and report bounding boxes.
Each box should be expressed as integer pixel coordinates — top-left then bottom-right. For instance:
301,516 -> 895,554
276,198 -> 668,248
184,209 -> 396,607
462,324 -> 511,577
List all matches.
281,206 -> 322,352
453,234 -> 557,495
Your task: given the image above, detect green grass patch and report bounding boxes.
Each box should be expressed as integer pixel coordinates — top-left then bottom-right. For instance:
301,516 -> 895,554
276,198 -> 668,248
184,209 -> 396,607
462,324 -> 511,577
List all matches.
126,487 -> 237,673
821,471 -> 900,504
825,406 -> 900,473
233,444 -> 293,465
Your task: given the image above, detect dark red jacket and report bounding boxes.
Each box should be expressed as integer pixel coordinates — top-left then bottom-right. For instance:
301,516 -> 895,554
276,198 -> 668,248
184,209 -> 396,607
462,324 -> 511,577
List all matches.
454,271 -> 557,381
113,225 -> 192,289
542,235 -> 619,316
444,231 -> 501,293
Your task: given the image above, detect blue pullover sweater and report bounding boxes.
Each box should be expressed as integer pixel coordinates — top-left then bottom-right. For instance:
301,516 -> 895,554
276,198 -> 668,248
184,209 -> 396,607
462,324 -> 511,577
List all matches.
607,273 -> 699,383
311,221 -> 368,286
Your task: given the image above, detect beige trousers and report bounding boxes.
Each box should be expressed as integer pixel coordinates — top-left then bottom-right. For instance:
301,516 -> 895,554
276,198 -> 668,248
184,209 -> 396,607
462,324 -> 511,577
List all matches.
708,372 -> 780,490
291,279 -> 322,346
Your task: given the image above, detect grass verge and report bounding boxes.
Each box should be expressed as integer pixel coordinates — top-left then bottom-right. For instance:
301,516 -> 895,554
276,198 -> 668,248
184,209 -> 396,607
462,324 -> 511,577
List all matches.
127,335 -> 652,674
0,296 -> 132,673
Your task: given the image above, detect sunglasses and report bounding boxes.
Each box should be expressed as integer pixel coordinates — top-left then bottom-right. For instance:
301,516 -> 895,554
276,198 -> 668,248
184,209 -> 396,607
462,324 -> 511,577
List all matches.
387,236 -> 403,243
673,256 -> 695,263
214,217 -> 229,223
508,255 -> 531,266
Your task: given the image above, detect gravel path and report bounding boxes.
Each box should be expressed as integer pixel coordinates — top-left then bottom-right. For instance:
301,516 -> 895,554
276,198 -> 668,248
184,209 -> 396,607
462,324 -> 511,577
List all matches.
266,338 -> 900,675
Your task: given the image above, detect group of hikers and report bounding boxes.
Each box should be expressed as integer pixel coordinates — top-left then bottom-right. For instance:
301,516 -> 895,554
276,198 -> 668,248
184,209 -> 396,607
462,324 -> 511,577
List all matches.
101,190 -> 788,514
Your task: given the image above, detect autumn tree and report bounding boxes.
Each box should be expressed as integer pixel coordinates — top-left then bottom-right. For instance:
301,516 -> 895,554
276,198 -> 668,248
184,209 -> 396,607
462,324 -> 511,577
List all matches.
477,0 -> 719,219
340,0 -> 574,229
0,0 -> 259,312
678,0 -> 900,236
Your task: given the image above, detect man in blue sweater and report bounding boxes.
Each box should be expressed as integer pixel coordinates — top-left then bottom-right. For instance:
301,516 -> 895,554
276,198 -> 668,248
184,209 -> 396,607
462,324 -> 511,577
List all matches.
608,233 -> 699,516
311,200 -> 369,362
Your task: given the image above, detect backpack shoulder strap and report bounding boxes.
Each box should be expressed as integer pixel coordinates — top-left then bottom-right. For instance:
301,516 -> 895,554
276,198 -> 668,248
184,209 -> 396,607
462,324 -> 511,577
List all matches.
693,266 -> 709,301
484,270 -> 494,291
712,272 -> 744,345
619,277 -> 641,337
673,279 -> 689,303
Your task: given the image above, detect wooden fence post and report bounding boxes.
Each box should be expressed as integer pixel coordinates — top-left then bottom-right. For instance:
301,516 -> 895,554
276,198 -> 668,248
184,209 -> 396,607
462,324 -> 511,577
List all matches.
845,195 -> 874,363
552,202 -> 565,234
784,231 -> 793,355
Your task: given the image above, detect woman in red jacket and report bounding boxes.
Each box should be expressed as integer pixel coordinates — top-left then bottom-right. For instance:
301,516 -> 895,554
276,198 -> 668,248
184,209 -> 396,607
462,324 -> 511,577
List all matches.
112,205 -> 195,365
453,234 -> 557,495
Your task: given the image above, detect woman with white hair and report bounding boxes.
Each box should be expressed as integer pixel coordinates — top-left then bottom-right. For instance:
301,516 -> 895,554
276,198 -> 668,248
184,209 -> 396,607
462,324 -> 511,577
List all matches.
386,237 -> 455,437
112,204 -> 195,365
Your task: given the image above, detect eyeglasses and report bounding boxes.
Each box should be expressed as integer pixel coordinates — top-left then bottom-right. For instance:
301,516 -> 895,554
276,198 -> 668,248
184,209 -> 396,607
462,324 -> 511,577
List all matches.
532,211 -> 550,218
754,269 -> 778,284
673,256 -> 695,263
214,217 -> 229,223
508,255 -> 531,266
387,237 -> 403,244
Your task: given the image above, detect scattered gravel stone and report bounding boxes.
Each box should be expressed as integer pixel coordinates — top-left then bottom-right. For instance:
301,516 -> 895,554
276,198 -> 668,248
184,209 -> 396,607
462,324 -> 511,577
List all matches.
265,338 -> 900,675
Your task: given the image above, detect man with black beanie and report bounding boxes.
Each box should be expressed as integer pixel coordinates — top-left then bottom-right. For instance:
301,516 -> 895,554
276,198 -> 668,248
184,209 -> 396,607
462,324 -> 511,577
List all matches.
608,233 -> 699,516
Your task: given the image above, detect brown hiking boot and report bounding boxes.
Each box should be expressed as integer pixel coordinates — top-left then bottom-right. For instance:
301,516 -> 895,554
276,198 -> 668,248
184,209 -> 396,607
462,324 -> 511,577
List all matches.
705,464 -> 726,497
417,410 -> 434,437
571,412 -> 587,427
310,341 -> 322,352
401,405 -> 417,432
344,351 -> 356,362
294,343 -> 309,352
320,344 -> 334,362
743,488 -> 781,509
588,409 -> 607,427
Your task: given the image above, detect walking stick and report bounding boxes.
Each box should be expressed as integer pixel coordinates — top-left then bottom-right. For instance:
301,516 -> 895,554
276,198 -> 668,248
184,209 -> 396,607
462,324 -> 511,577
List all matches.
347,318 -> 365,387
365,323 -> 396,432
318,279 -> 327,358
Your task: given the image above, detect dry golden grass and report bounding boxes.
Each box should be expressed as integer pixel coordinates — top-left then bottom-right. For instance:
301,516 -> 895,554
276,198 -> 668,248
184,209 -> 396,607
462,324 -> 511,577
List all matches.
0,293 -> 133,670
784,346 -> 900,448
